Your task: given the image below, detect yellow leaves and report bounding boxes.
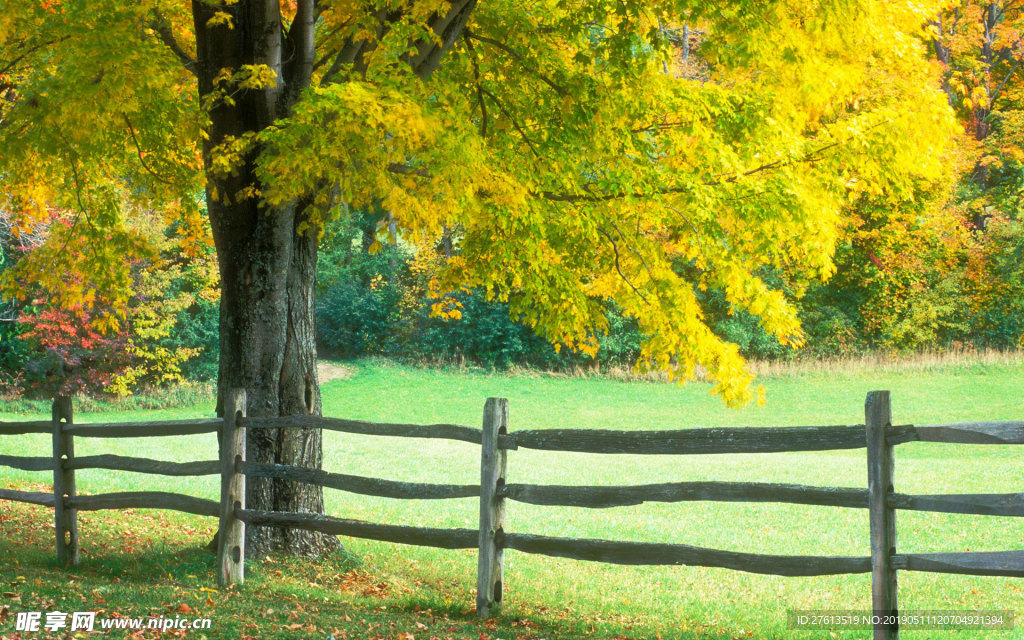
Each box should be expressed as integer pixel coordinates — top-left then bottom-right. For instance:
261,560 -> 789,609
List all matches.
627,286 -> 760,407
235,184 -> 261,202
208,132 -> 257,181
1,0 -> 966,406
206,11 -> 234,29
236,64 -> 279,90
1003,145 -> 1024,163
429,297 -> 463,321
209,64 -> 278,107
203,65 -> 279,123
92,312 -> 122,335
979,154 -> 1003,169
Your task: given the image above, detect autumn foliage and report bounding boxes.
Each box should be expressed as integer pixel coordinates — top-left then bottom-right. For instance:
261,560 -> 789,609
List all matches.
1,205 -> 218,397
0,1 -> 1022,405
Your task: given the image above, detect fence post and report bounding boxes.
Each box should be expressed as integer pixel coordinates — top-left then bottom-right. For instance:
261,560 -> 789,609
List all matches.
218,388 -> 246,587
51,397 -> 78,565
866,390 -> 898,640
52,396 -> 78,566
477,397 -> 508,618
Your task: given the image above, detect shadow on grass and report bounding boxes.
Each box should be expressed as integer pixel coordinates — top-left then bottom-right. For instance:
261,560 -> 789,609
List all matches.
1,498 -> 764,640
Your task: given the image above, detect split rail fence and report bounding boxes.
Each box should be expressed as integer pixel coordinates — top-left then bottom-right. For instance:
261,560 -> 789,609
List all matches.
1,389 -> 1022,640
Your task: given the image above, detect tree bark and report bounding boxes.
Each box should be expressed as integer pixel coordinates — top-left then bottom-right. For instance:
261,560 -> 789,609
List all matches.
189,0 -> 478,557
968,3 -> 999,229
192,0 -> 334,557
930,18 -> 955,108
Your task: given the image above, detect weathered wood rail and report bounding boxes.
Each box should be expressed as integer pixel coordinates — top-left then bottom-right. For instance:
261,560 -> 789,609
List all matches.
1,390 -> 1021,639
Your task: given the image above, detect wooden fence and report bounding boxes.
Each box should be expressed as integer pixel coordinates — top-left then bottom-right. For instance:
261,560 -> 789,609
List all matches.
1,389 -> 1022,640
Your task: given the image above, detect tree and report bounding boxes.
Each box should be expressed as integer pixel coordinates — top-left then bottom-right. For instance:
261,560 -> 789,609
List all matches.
929,2 -> 1024,347
0,1 -> 955,555
932,2 -> 1024,223
1,203 -> 218,397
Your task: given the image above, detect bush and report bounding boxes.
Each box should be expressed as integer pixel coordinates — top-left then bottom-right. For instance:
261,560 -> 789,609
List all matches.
798,304 -> 866,358
967,216 -> 1024,349
313,223 -> 647,370
715,313 -> 790,360
318,277 -> 402,358
167,297 -> 220,381
0,317 -> 33,382
411,292 -> 546,369
0,206 -> 220,396
17,305 -> 134,396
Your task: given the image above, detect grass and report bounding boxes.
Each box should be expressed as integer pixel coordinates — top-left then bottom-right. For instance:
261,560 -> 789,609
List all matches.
0,381 -> 216,417
1,356 -> 1022,639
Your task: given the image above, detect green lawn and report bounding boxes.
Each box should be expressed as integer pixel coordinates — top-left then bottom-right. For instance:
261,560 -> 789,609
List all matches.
1,358 -> 1022,639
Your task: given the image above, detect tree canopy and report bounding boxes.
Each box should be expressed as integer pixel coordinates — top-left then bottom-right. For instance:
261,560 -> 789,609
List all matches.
1,1 -> 956,406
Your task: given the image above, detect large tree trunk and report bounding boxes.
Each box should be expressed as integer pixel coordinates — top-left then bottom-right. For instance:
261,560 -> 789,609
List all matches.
188,0 -> 477,557
212,193 -> 333,557
192,0 -> 335,557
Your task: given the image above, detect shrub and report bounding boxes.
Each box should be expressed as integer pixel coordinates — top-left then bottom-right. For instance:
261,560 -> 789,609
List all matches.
967,215 -> 1024,348
167,297 -> 220,381
317,277 -> 402,358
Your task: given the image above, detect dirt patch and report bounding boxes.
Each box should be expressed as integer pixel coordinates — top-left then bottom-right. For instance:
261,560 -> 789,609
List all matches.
317,361 -> 354,382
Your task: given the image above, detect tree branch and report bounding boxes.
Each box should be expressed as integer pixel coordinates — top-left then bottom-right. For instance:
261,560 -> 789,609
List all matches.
463,33 -> 489,137
283,0 -> 317,104
607,219 -> 654,279
989,50 -> 1024,107
665,205 -> 708,264
630,119 -> 691,133
312,21 -> 354,71
57,137 -> 98,262
386,162 -> 430,177
479,86 -> 542,159
404,0 -> 478,78
596,227 -> 649,304
537,125 -> 876,203
464,30 -> 568,96
0,36 -> 70,79
123,114 -> 175,185
320,50 -> 350,85
150,8 -> 197,77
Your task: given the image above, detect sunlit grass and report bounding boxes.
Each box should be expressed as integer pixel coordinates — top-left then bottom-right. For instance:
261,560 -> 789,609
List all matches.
1,357 -> 1022,639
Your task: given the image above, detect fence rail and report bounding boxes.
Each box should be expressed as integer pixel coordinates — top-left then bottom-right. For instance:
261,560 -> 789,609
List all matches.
63,418 -> 222,438
67,455 -> 220,476
0,454 -> 54,471
241,415 -> 519,449
892,550 -> 1024,577
0,487 -> 55,506
68,492 -> 220,517
1,390 -> 1021,640
509,424 -> 884,454
501,481 -> 871,509
903,421 -> 1024,444
237,509 -> 480,549
891,492 -> 1024,517
0,421 -> 51,435
238,461 -> 480,500
499,531 -> 873,576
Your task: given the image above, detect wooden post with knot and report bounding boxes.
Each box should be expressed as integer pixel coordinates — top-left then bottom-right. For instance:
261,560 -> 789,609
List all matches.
218,388 -> 246,587
52,396 -> 77,566
477,397 -> 508,618
866,390 -> 898,640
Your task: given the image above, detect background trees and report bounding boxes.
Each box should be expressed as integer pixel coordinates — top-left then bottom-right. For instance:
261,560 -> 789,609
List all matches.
0,204 -> 219,397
